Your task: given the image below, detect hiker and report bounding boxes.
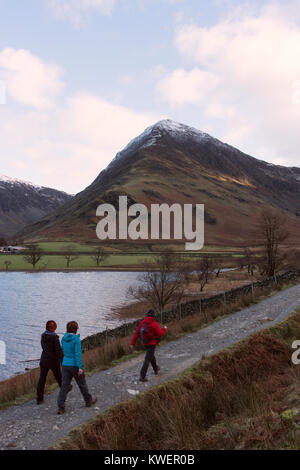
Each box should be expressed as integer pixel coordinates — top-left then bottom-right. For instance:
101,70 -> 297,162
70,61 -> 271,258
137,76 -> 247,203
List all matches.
130,309 -> 167,382
36,320 -> 64,405
57,321 -> 97,414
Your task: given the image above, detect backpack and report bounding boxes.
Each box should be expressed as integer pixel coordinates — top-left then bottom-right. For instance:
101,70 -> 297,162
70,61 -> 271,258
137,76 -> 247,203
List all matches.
140,323 -> 154,346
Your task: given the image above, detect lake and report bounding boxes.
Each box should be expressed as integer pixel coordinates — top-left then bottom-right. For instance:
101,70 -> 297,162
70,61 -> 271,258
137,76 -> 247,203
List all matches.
0,271 -> 143,380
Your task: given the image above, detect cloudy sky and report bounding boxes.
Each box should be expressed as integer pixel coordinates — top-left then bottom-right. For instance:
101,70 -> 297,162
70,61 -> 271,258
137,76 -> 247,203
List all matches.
0,0 -> 300,193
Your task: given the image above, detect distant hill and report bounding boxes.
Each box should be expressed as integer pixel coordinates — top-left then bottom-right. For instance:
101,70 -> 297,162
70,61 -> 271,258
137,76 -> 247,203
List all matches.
0,175 -> 72,239
18,119 -> 300,247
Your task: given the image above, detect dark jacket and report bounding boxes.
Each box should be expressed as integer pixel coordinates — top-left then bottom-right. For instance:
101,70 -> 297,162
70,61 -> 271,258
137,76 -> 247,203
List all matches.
40,330 -> 63,365
131,316 -> 166,347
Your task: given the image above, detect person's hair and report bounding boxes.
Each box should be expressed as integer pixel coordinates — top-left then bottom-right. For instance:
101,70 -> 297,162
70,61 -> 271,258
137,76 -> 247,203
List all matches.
66,321 -> 79,334
46,320 -> 57,332
146,309 -> 155,317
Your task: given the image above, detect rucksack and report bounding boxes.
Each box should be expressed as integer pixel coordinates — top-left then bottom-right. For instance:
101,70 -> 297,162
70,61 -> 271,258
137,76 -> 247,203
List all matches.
140,323 -> 154,346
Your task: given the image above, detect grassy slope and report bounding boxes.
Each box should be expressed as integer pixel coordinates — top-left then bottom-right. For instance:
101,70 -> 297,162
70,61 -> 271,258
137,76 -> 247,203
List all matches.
54,307 -> 300,450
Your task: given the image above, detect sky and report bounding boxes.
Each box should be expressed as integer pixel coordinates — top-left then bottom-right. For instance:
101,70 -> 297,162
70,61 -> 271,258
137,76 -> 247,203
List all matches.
0,0 -> 300,194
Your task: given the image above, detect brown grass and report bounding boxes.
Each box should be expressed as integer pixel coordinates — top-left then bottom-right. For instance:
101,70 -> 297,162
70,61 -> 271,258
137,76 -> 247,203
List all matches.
112,268 -> 262,320
54,308 -> 300,451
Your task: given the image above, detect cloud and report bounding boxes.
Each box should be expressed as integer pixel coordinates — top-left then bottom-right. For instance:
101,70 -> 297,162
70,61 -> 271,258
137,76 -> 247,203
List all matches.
157,1 -> 300,167
0,64 -> 161,192
47,0 -> 117,28
0,48 -> 63,109
157,68 -> 219,106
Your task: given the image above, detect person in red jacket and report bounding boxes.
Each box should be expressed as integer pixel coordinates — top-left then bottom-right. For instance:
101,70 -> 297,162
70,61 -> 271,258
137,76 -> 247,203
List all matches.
130,309 -> 167,382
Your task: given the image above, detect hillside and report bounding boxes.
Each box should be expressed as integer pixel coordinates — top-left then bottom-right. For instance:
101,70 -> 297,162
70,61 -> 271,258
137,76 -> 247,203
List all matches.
18,119 -> 300,247
0,176 -> 72,239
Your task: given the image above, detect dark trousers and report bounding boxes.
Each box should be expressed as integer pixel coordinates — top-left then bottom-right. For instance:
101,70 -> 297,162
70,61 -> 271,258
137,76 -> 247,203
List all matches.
140,345 -> 158,379
57,366 -> 92,410
37,361 -> 62,401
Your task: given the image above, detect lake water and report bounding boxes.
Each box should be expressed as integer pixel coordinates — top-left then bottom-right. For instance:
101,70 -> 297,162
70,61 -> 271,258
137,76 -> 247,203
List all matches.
0,271 -> 143,380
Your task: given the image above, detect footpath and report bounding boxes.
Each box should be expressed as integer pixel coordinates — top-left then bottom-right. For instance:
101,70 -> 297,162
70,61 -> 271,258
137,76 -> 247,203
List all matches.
0,283 -> 299,450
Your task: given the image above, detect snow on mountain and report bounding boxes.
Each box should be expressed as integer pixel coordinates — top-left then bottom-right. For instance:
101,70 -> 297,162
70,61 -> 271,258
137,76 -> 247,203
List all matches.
0,176 -> 72,238
107,119 -> 219,171
0,175 -> 43,189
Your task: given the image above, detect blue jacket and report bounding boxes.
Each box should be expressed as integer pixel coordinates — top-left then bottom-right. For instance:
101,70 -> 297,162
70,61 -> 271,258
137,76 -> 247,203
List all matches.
61,333 -> 83,369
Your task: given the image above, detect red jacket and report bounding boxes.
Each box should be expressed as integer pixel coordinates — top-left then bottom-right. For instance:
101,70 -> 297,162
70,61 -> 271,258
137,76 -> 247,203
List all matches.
131,316 -> 166,347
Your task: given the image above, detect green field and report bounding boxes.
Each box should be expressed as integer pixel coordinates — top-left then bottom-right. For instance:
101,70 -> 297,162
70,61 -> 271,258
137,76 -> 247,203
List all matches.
0,253 -> 155,270
36,242 -> 96,252
0,242 -> 243,271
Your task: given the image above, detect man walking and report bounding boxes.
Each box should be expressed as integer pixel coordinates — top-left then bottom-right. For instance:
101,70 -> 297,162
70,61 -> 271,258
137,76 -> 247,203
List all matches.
57,321 -> 97,414
130,309 -> 167,382
37,320 -> 64,405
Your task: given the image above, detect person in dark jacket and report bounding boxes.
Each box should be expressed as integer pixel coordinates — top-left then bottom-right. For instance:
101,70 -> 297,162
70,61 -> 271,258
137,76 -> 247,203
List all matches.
57,321 -> 97,414
130,309 -> 167,382
36,320 -> 64,405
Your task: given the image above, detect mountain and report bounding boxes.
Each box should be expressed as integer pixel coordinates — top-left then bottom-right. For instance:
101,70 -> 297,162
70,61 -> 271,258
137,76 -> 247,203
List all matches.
17,119 -> 300,247
0,175 -> 72,239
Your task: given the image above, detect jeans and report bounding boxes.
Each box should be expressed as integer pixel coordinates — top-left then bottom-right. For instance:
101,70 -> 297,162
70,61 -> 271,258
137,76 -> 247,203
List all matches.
140,345 -> 158,379
37,361 -> 62,401
57,366 -> 92,410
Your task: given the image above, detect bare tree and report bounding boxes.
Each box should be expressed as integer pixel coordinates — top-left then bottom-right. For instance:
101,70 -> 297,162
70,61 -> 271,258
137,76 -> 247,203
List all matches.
63,245 -> 79,269
255,209 -> 289,277
23,245 -> 44,269
194,257 -> 216,292
241,248 -> 256,276
91,247 -> 108,267
4,260 -> 11,271
127,250 -> 187,320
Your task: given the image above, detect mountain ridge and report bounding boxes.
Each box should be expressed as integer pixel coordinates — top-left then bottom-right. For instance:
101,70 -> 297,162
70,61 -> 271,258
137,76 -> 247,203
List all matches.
16,119 -> 300,246
0,176 -> 72,239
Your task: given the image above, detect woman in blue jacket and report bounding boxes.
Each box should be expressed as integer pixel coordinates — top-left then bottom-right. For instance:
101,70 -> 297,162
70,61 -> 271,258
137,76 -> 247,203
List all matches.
57,321 -> 97,414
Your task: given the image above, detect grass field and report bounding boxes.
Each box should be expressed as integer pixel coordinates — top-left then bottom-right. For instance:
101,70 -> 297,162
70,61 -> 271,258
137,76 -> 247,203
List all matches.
0,242 -> 243,271
0,253 -> 157,270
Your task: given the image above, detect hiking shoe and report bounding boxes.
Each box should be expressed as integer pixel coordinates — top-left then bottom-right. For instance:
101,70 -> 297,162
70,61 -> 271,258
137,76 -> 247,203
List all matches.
36,399 -> 44,405
154,366 -> 161,375
86,397 -> 97,408
57,408 -> 65,415
139,377 -> 148,382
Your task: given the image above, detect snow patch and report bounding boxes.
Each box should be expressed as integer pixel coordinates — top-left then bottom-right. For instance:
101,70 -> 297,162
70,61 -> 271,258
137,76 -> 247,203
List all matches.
0,174 -> 43,189
106,119 -> 220,170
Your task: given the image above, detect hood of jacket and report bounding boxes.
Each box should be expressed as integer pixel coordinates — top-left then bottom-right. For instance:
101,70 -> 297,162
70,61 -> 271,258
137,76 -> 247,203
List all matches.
62,333 -> 80,343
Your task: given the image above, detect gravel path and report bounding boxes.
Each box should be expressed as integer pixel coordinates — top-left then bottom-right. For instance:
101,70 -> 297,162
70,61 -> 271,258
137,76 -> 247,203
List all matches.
0,284 -> 299,450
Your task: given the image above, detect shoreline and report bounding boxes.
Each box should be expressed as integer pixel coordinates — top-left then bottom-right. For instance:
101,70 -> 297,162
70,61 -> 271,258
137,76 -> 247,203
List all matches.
0,267 -> 155,273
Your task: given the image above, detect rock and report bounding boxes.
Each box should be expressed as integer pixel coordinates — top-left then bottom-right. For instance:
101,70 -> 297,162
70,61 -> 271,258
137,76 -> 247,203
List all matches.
127,389 -> 140,396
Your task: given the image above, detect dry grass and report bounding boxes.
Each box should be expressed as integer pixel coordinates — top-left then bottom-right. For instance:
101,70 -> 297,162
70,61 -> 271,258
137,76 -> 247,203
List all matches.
54,308 -> 300,451
112,268 -> 261,320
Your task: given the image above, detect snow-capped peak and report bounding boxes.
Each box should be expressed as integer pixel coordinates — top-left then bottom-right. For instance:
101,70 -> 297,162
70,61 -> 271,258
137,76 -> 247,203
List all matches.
0,174 -> 43,189
107,119 -> 217,171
